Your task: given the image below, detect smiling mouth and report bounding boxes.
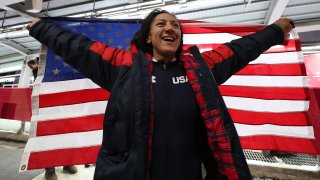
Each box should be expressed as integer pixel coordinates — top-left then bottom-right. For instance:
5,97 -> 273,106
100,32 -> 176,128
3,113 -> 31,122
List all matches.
162,36 -> 175,42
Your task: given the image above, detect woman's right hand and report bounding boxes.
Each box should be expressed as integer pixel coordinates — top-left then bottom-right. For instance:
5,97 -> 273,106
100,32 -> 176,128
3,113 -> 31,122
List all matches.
26,18 -> 41,31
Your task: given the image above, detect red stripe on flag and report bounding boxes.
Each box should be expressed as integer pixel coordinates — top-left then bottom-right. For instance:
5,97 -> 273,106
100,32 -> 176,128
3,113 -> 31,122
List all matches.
240,136 -> 317,155
236,64 -> 306,76
39,89 -> 110,108
36,114 -> 104,136
219,86 -> 309,100
229,109 -> 310,126
183,26 -> 264,34
183,40 -> 301,53
268,39 -> 301,53
27,145 -> 100,170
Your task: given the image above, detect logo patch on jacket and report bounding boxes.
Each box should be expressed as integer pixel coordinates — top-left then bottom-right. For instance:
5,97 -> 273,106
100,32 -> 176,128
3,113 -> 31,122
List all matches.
152,75 -> 156,83
152,75 -> 188,84
172,76 -> 188,84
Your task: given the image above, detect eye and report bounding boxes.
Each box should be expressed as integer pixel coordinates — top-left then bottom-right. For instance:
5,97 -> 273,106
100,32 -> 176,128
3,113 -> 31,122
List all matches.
156,22 -> 165,27
172,23 -> 179,29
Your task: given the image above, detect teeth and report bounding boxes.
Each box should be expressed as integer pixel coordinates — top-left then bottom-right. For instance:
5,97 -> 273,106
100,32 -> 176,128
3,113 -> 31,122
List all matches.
163,37 -> 174,42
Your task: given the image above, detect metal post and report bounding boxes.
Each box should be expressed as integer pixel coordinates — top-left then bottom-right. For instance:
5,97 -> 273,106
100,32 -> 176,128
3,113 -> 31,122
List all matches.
317,155 -> 320,171
1,10 -> 6,28
91,0 -> 96,18
45,1 -> 50,16
17,121 -> 25,134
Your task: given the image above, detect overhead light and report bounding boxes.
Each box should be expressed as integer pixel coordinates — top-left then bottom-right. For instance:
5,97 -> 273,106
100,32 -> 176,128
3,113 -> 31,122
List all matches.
25,0 -> 43,13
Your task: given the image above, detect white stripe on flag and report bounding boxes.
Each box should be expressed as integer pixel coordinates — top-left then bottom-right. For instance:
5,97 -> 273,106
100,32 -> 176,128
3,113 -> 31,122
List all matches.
249,52 -> 304,64
235,123 -> 315,139
223,96 -> 309,112
184,32 -> 295,44
33,101 -> 108,122
223,76 -> 308,87
23,130 -> 102,152
23,124 -> 314,153
184,33 -> 241,44
39,78 -> 99,94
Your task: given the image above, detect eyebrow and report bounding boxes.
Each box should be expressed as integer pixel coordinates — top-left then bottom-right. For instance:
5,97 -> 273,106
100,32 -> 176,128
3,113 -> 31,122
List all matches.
155,19 -> 179,23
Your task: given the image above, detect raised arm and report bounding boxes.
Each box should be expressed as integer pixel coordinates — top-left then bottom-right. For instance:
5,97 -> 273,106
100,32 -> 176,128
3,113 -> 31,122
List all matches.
201,18 -> 294,84
27,18 -> 133,91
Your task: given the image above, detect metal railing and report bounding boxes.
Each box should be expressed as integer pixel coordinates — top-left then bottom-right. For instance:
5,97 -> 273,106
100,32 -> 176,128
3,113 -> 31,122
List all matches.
2,84 -> 19,88
0,74 -> 34,88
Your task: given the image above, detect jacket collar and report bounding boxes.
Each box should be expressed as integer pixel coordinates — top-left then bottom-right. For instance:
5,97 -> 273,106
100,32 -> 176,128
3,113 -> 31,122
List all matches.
130,43 -> 153,62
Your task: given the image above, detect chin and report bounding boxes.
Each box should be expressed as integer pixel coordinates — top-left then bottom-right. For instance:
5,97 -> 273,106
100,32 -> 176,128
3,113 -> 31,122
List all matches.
163,48 -> 178,55
162,52 -> 176,58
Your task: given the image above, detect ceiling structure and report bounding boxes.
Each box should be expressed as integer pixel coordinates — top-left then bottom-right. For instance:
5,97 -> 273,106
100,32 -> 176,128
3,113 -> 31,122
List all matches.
0,0 -> 319,72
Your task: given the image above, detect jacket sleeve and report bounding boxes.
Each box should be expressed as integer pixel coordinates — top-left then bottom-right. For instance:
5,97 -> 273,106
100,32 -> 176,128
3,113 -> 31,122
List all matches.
29,19 -> 133,91
201,24 -> 284,85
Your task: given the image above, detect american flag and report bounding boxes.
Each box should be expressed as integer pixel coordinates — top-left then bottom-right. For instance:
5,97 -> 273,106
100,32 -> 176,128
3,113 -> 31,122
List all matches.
20,18 -> 318,171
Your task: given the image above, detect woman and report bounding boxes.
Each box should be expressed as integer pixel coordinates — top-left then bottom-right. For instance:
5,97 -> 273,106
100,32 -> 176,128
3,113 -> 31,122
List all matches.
27,9 -> 293,180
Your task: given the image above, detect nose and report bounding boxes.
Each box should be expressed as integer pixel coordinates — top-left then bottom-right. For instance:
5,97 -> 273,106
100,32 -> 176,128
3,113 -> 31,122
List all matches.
164,24 -> 174,32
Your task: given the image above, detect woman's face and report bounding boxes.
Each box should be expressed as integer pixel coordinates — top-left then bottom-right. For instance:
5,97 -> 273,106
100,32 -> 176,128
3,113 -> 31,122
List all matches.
147,13 -> 181,62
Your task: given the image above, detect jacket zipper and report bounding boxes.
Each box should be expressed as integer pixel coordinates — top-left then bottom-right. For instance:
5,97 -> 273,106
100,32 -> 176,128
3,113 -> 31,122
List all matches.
163,63 -> 170,180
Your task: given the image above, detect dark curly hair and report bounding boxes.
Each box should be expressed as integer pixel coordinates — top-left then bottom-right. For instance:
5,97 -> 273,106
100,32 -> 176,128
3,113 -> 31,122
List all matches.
132,9 -> 183,60
27,59 -> 37,66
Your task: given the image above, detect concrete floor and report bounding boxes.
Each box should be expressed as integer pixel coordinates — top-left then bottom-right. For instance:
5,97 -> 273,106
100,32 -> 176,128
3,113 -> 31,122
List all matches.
32,165 -> 95,180
0,141 -> 42,180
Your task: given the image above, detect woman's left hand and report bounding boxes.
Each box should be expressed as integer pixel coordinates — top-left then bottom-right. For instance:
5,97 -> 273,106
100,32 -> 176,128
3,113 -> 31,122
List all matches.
274,18 -> 295,36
